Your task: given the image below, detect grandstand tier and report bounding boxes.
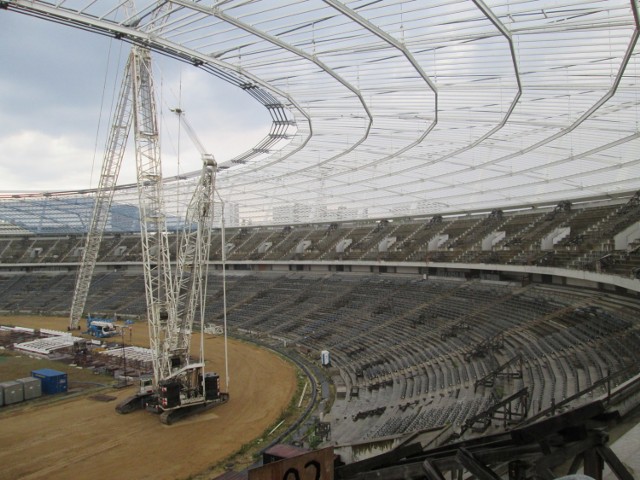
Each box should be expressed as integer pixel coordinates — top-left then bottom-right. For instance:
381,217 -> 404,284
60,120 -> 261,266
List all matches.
1,265 -> 639,446
2,197 -> 639,282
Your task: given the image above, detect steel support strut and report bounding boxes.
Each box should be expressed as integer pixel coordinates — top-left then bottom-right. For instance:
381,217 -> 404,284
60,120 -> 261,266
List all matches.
69,54 -> 134,330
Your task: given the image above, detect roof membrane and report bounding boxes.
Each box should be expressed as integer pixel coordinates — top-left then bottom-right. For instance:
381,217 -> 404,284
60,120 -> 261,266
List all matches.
2,0 -> 639,228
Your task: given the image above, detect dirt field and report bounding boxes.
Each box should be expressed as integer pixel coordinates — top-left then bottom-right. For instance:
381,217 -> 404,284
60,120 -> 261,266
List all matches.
0,316 -> 297,480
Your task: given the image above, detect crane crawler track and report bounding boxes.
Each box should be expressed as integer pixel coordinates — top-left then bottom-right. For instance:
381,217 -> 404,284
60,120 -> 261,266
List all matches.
160,393 -> 230,425
115,393 -> 152,414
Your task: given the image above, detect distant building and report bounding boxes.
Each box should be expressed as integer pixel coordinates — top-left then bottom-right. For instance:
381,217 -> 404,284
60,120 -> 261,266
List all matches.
0,197 -> 141,234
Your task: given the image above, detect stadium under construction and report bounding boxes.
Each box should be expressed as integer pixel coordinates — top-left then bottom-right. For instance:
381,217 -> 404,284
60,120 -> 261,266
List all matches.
1,0 -> 640,479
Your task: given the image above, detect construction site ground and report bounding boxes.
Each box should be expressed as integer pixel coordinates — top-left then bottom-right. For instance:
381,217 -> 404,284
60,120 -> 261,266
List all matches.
0,315 -> 297,480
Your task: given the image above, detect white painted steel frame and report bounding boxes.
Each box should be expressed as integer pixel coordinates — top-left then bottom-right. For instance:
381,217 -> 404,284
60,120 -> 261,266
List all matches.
131,44 -> 177,384
2,0 -> 639,226
172,159 -> 216,363
69,52 -> 135,329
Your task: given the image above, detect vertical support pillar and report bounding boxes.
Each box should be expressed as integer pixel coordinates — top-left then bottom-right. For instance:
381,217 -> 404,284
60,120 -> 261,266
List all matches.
508,460 -> 527,480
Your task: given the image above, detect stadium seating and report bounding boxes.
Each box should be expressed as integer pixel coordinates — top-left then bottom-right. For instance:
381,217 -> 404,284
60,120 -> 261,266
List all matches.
1,198 -> 639,444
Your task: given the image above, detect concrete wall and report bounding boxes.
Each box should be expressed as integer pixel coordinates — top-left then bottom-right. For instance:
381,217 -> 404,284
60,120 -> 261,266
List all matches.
615,221 -> 640,250
334,437 -> 405,464
566,277 -> 599,289
541,227 -> 570,251
3,258 -> 639,294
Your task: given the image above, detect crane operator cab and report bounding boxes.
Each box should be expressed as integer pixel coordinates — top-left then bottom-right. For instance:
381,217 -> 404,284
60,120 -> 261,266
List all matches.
138,375 -> 154,396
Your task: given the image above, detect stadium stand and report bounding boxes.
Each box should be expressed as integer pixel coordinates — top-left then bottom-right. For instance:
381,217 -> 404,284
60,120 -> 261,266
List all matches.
1,198 -> 639,447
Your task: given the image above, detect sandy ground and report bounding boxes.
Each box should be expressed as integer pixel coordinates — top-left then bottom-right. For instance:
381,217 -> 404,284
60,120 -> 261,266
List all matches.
0,316 -> 297,480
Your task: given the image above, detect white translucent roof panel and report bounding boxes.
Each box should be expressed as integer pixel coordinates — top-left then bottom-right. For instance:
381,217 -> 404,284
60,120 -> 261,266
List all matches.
1,0 -> 639,226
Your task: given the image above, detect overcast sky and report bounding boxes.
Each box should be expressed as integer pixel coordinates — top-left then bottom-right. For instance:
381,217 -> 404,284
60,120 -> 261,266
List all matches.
0,10 -> 271,193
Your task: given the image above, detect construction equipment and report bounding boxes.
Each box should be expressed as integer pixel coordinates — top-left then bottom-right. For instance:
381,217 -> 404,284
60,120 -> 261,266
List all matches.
85,315 -> 119,338
115,117 -> 227,423
70,38 -> 227,423
118,50 -> 227,424
170,107 -> 216,168
68,46 -> 135,332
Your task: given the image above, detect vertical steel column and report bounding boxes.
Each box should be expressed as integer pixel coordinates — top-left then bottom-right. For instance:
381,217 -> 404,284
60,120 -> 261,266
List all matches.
131,45 -> 175,385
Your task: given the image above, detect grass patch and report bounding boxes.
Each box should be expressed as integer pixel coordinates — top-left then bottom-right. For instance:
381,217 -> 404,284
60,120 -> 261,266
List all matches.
0,348 -> 117,419
0,349 -> 114,385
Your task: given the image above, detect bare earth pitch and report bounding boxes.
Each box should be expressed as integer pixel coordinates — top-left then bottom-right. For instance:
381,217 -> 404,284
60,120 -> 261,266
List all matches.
0,316 -> 297,480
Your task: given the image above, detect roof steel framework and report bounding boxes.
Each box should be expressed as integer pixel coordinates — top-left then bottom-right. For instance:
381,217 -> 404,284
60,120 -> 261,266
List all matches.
2,0 -> 640,229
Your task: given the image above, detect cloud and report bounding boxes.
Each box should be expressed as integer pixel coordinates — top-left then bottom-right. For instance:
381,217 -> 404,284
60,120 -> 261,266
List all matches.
0,130 -> 95,191
0,11 -> 272,192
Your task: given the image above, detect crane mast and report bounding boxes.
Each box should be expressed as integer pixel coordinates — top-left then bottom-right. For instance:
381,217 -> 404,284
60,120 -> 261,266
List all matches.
168,107 -> 217,369
172,157 -> 216,365
130,45 -> 176,388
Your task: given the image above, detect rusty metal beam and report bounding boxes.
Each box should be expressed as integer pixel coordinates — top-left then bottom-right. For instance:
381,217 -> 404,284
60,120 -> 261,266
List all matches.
455,448 -> 501,480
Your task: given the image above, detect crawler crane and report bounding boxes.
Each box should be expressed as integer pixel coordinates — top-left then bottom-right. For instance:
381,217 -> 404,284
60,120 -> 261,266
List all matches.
116,146 -> 226,424
116,106 -> 228,424
70,39 -> 227,423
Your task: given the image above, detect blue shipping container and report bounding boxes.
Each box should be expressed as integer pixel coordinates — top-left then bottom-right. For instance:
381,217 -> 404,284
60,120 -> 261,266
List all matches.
31,369 -> 68,395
